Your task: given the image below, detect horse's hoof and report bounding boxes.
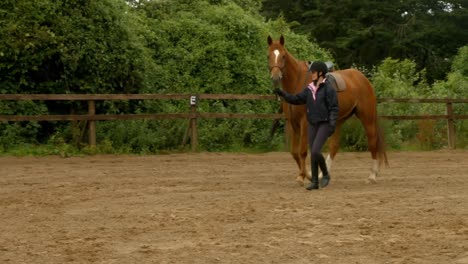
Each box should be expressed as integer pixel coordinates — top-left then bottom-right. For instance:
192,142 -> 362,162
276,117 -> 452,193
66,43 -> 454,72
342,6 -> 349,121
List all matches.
295,176 -> 304,186
366,177 -> 377,184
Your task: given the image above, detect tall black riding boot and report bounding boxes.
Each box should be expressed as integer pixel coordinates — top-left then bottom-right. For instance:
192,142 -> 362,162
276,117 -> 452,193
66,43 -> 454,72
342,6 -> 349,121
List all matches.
306,159 -> 319,190
316,154 -> 331,188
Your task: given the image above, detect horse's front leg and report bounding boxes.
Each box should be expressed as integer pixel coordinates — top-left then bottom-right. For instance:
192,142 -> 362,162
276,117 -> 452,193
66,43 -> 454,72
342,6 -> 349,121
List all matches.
297,120 -> 309,184
287,122 -> 302,185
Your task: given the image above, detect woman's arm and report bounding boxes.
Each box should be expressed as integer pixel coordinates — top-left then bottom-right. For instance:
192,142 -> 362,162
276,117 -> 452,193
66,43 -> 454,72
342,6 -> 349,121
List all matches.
274,88 -> 308,105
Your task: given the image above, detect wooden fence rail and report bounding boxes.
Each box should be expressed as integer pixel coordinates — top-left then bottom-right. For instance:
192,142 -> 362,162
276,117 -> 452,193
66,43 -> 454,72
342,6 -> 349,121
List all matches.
0,94 -> 467,150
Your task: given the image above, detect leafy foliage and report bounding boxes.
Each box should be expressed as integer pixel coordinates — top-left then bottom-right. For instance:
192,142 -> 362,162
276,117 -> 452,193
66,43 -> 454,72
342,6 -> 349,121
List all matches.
0,0 -> 154,94
261,0 -> 468,82
0,0 -> 328,153
431,46 -> 468,148
0,0 -> 466,154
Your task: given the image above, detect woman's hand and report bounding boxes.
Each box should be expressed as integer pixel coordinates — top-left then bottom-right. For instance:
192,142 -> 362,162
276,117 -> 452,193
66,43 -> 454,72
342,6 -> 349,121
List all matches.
273,88 -> 285,97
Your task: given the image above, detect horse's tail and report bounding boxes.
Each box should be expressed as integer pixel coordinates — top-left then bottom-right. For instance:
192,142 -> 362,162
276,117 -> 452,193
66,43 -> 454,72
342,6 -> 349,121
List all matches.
360,69 -> 388,167
376,118 -> 389,167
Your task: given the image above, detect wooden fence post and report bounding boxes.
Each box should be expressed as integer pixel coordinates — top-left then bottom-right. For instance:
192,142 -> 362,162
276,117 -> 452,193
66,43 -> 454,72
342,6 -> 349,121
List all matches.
190,95 -> 198,151
446,102 -> 455,149
88,100 -> 96,147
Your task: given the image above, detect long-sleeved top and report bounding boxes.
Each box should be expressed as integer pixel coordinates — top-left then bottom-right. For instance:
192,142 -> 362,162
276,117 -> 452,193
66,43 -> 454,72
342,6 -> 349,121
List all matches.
281,79 -> 339,127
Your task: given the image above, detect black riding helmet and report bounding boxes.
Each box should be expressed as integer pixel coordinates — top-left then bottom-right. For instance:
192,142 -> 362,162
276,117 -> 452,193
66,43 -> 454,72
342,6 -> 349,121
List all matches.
308,61 -> 328,77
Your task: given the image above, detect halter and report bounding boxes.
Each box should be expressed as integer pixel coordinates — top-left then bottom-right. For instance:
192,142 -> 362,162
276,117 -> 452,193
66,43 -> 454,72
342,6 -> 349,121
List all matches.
268,48 -> 286,78
269,62 -> 285,90
269,61 -> 311,91
269,65 -> 284,91
268,64 -> 285,73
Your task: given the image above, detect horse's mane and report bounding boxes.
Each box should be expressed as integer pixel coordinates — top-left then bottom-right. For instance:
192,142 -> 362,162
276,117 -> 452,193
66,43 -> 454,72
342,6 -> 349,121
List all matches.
282,51 -> 309,94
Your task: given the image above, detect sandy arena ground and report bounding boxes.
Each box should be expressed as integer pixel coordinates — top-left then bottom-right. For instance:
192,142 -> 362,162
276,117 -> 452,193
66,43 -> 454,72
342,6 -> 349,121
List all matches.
0,150 -> 467,264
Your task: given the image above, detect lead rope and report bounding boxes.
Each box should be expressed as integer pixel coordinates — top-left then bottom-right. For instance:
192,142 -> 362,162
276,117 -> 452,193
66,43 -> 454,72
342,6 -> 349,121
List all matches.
272,61 -> 311,142
288,61 -> 311,132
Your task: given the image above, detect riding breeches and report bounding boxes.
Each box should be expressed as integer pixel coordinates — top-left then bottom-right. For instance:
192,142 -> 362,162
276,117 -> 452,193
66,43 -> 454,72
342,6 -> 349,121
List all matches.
308,122 -> 330,177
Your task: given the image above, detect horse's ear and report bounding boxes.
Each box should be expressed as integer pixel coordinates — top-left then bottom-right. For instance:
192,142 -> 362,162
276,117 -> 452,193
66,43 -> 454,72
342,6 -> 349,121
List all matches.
280,35 -> 285,46
267,35 -> 272,46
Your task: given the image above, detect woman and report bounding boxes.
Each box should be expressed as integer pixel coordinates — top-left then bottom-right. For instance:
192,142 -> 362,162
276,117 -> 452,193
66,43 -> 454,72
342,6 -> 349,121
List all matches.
274,61 -> 339,190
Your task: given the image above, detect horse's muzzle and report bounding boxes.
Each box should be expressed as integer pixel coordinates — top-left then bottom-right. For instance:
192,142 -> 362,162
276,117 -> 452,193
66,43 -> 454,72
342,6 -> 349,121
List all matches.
270,69 -> 283,83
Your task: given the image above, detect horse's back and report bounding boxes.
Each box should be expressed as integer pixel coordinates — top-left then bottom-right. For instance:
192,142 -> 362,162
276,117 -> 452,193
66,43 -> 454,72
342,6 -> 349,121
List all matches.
335,69 -> 371,85
335,68 -> 375,97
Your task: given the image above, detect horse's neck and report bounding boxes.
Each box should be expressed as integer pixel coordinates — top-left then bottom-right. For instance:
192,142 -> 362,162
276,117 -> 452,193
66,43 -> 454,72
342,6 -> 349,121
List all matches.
282,52 -> 305,94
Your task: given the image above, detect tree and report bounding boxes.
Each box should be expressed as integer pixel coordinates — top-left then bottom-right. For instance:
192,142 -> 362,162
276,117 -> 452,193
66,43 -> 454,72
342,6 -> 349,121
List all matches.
261,0 -> 468,82
0,0 -> 154,94
0,0 -> 155,148
1,0 -> 337,152
125,0 -> 332,151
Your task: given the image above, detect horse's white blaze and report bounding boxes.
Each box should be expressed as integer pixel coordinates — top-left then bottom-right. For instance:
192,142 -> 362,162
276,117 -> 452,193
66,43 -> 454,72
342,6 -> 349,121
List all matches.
274,49 -> 280,63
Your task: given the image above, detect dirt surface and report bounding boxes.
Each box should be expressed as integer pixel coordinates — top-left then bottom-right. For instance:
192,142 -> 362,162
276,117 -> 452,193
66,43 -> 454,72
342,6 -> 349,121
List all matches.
1,151 -> 467,264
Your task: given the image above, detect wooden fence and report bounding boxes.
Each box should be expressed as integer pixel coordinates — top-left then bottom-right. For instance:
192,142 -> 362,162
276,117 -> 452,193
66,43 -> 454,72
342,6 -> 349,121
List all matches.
0,94 -> 467,150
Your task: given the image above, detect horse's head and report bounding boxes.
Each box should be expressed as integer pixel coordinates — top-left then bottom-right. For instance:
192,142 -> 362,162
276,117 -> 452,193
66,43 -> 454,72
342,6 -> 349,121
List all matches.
267,35 -> 287,86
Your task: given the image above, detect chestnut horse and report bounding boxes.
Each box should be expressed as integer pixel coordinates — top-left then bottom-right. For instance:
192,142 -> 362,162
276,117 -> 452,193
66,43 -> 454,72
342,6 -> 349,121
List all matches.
267,35 -> 388,185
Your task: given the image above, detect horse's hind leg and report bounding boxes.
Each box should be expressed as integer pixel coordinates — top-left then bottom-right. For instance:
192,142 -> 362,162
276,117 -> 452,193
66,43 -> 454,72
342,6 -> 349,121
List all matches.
365,129 -> 380,183
357,114 -> 379,183
320,122 -> 343,179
